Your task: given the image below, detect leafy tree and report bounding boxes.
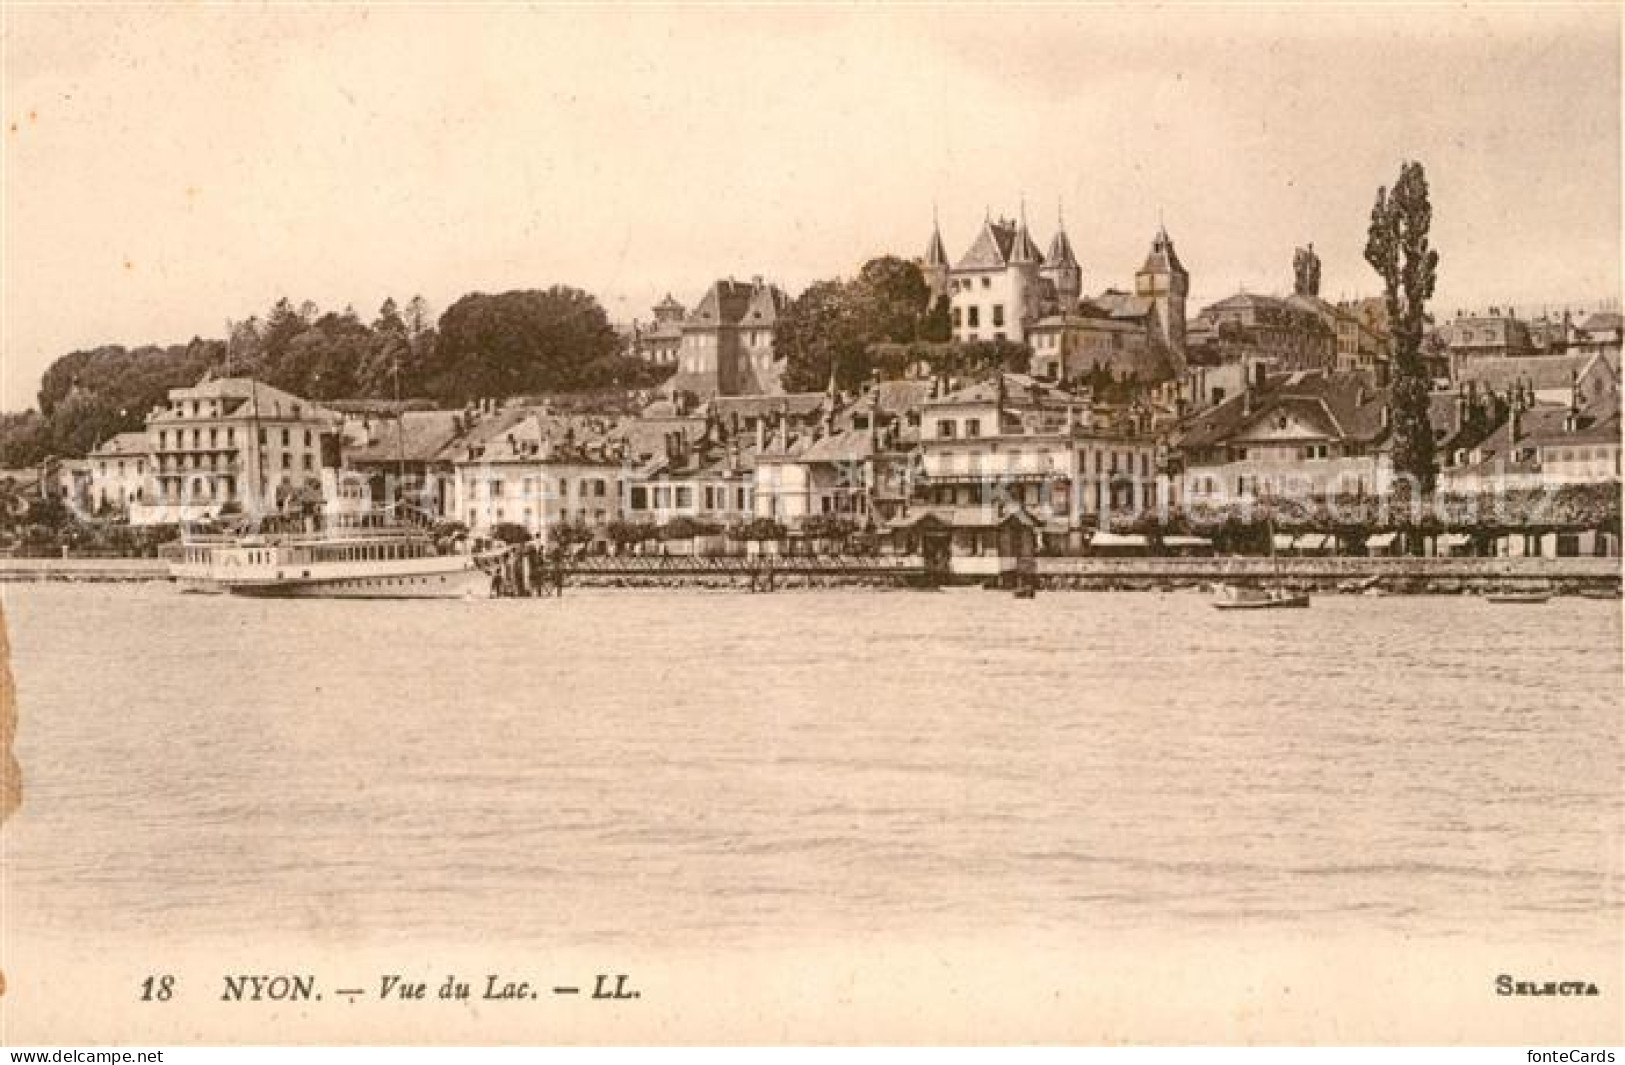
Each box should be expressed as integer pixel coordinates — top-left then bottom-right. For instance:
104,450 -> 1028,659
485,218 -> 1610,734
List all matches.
430,287 -> 622,404
730,516 -> 787,542
404,295 -> 431,338
660,515 -> 720,540
0,411 -> 51,467
488,522 -> 535,546
606,519 -> 655,547
1365,160 -> 1441,493
548,518 -> 596,547
777,257 -> 936,392
373,297 -> 407,337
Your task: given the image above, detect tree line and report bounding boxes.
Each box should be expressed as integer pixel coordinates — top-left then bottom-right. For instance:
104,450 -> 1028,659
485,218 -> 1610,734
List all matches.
3,287 -> 672,467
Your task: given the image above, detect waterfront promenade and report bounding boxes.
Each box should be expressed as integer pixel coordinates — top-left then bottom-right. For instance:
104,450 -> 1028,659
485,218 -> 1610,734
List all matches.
1,553 -> 1617,592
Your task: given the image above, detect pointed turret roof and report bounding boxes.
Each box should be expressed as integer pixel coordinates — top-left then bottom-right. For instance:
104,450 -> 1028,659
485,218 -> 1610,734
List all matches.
924,221 -> 949,268
1009,216 -> 1043,265
1047,226 -> 1078,269
1140,226 -> 1187,277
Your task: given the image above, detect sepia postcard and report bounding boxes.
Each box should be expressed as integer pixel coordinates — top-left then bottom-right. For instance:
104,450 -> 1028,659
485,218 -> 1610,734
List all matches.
0,2 -> 1621,1048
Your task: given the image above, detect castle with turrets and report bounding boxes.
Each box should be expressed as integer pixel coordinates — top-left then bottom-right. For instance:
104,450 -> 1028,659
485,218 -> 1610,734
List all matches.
921,208 -> 1189,381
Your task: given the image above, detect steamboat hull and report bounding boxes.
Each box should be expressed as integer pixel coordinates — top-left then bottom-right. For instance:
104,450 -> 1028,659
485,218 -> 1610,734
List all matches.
221,562 -> 496,599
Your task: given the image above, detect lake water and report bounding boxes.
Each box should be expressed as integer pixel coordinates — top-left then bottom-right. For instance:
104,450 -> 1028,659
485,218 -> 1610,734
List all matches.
2,584 -> 1621,1043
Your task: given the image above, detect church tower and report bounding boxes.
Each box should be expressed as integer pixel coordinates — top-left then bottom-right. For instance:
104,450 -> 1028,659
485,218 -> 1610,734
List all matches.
1043,211 -> 1082,311
1135,225 -> 1189,357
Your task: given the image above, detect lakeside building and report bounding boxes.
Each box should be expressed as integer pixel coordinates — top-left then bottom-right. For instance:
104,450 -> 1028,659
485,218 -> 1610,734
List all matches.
1444,307 -> 1537,364
87,433 -> 150,516
1333,296 -> 1391,376
134,377 -> 341,526
663,277 -> 790,398
337,409 -> 469,519
448,412 -> 630,538
1452,350 -> 1620,410
1571,310 -> 1623,360
1172,366 -> 1395,503
628,294 -> 686,367
892,372 -> 1161,569
1186,292 -> 1337,372
628,428 -> 755,529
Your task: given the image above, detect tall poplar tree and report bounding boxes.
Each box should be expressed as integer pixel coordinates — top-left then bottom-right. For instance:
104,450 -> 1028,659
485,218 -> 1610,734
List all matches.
1364,160 -> 1441,494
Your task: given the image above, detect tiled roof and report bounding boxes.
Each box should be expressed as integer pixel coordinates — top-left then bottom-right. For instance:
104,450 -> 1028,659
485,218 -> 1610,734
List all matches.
1454,353 -> 1605,394
955,219 -> 1019,271
345,411 -> 465,465
1140,227 -> 1186,277
708,393 -> 828,421
1083,292 -> 1154,320
1579,311 -> 1622,335
795,430 -> 876,465
90,431 -> 150,457
932,372 -> 1073,408
1175,370 -> 1391,450
686,278 -> 788,330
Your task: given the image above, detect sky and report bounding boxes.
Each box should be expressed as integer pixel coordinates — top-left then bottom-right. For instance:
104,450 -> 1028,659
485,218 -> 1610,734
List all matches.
2,3 -> 1619,410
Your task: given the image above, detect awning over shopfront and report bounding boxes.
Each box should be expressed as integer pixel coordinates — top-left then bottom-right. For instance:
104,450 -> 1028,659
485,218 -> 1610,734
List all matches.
1366,531 -> 1399,549
1162,535 -> 1213,548
1293,533 -> 1333,551
1090,531 -> 1149,548
1438,532 -> 1471,548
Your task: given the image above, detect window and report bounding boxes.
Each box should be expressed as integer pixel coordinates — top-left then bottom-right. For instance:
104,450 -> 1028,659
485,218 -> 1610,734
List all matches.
964,419 -> 980,438
952,307 -> 962,328
304,430 -> 312,447
302,454 -> 312,471
258,428 -> 267,445
968,306 -> 980,328
559,479 -> 569,496
676,486 -> 694,508
594,479 -> 606,497
630,486 -> 648,509
282,428 -> 290,447
280,453 -> 291,469
993,304 -> 1005,328
937,420 -> 957,439
227,428 -> 235,446
491,480 -> 503,497
981,276 -> 991,289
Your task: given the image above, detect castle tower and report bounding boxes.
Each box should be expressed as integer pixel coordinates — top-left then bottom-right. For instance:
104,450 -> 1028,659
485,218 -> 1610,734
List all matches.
1135,225 -> 1189,358
1043,210 -> 1082,311
922,212 -> 950,308
1008,205 -> 1045,326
